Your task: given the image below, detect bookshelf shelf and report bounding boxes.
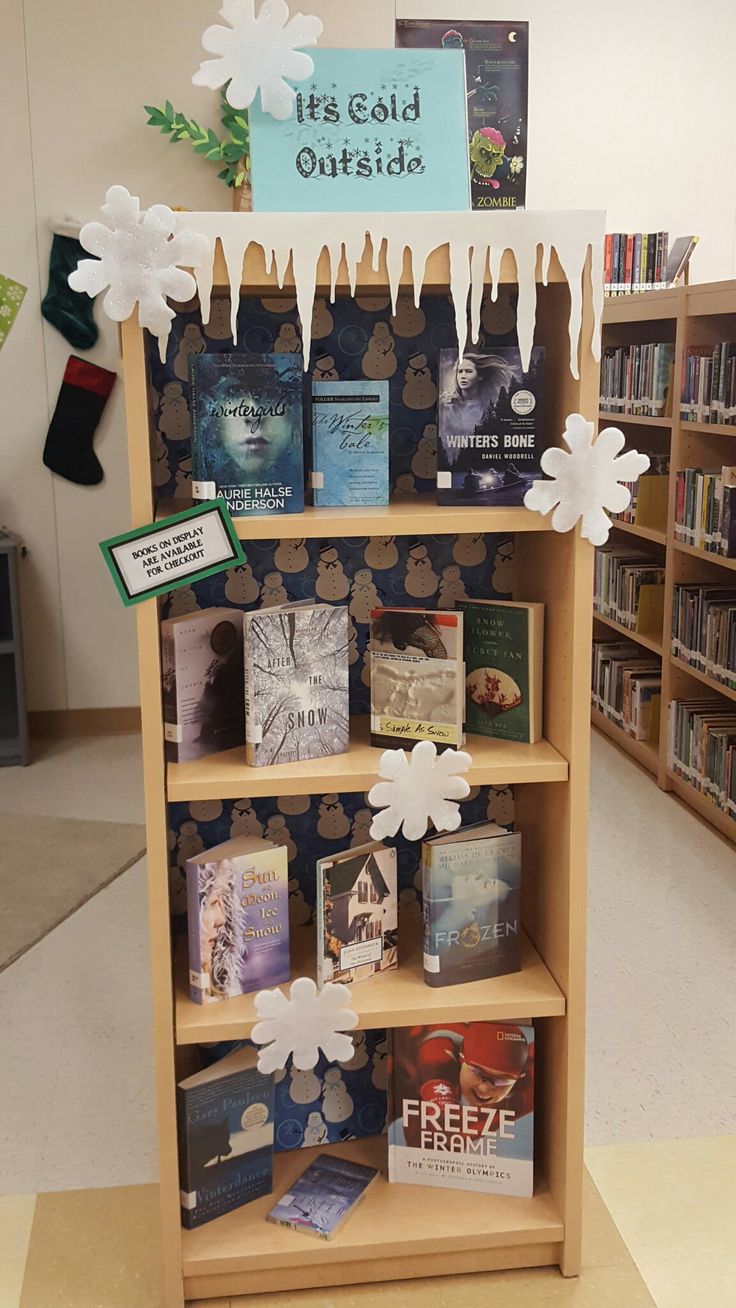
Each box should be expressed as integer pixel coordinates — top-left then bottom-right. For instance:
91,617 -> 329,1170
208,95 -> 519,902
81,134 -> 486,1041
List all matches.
670,654 -> 736,704
610,519 -> 667,545
673,541 -> 736,572
593,610 -> 663,656
590,706 -> 659,776
665,769 -> 736,843
601,287 -> 682,323
167,719 -> 569,801
679,421 -> 736,437
598,410 -> 672,429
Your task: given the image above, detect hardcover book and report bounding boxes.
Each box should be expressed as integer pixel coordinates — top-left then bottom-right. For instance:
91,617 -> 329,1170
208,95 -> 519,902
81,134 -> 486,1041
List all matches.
396,19 -> 528,211
161,608 -> 245,763
422,822 -> 521,986
436,347 -> 545,506
190,353 -> 305,517
316,841 -> 398,986
186,835 -> 290,1003
177,1046 -> 274,1228
388,1022 -> 534,1196
458,599 -> 544,743
311,380 -> 389,507
267,1153 -> 378,1240
369,607 -> 464,751
243,603 -> 349,766
248,48 -> 471,213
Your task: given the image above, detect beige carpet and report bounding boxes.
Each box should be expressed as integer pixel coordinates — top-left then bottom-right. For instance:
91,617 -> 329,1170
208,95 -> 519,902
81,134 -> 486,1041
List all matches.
0,814 -> 146,972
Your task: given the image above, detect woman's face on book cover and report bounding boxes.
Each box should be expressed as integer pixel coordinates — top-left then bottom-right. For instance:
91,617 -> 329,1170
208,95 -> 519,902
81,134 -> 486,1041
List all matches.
215,382 -> 293,476
456,358 -> 480,394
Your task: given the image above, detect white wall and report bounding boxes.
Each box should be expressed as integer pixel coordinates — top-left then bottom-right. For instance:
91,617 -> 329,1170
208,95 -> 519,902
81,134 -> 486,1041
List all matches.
2,0 -> 734,710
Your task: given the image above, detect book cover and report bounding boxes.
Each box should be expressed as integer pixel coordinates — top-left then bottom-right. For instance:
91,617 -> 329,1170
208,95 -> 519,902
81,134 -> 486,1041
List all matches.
268,1152 -> 378,1240
248,48 -> 471,213
161,608 -> 245,763
388,1023 -> 534,1195
311,380 -> 389,507
243,603 -> 349,766
458,599 -> 544,743
436,347 -> 545,505
177,1046 -> 274,1228
396,19 -> 528,210
190,353 -> 305,517
369,606 -> 464,751
317,841 -> 398,986
186,836 -> 290,1003
422,822 -> 521,986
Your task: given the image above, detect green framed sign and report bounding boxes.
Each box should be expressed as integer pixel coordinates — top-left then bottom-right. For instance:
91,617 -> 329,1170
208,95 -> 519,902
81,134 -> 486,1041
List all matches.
100,499 -> 245,607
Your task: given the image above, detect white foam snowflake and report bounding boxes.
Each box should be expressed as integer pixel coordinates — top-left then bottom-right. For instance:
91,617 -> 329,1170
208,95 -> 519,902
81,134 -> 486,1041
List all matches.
193,0 -> 323,121
523,413 -> 651,546
368,739 -> 472,843
68,186 -> 208,357
251,976 -> 358,1073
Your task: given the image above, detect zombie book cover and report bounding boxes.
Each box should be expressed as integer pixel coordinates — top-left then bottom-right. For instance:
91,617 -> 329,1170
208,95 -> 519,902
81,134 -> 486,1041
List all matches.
161,608 -> 245,763
388,1023 -> 534,1196
177,1046 -> 275,1228
243,603 -> 349,766
317,841 -> 398,986
369,606 -> 464,751
458,599 -> 544,744
396,19 -> 528,210
268,1153 -> 379,1240
436,347 -> 545,507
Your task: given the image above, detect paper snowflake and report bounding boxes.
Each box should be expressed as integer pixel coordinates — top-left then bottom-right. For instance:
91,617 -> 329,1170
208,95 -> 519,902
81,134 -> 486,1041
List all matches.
193,0 -> 323,121
523,413 -> 651,546
251,976 -> 358,1073
68,186 -> 208,356
368,739 -> 472,843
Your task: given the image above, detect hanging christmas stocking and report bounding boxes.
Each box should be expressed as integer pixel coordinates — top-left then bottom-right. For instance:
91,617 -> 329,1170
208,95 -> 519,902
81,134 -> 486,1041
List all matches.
41,226 -> 99,351
43,356 -> 116,486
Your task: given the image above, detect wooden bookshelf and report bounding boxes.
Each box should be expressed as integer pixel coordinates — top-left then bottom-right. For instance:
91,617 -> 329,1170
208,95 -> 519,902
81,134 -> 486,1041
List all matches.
593,281 -> 736,843
121,220 -> 600,1304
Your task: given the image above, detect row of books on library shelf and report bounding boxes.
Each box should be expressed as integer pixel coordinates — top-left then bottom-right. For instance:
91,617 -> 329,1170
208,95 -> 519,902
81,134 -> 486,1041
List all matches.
672,583 -> 736,691
177,1019 -> 535,1231
681,341 -> 736,425
188,346 -> 546,517
591,641 -> 661,743
162,598 -> 544,767
599,342 -> 674,417
668,698 -> 736,820
593,546 -> 665,632
674,466 -> 736,557
603,232 -> 697,297
611,451 -> 669,527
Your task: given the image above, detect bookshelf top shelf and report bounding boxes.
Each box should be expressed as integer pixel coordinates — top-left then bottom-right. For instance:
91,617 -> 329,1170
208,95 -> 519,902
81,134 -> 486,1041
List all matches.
603,287 -> 683,323
598,411 -> 673,429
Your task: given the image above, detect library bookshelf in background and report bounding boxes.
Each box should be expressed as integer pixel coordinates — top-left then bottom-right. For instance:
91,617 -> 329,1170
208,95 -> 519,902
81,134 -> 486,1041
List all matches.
594,279 -> 736,843
121,220 -> 599,1304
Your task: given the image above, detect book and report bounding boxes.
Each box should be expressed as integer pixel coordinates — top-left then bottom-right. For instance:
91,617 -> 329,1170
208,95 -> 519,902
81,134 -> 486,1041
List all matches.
395,19 -> 528,211
316,841 -> 398,986
664,235 -> 699,286
249,48 -> 471,213
161,608 -> 245,763
436,347 -> 545,505
186,835 -> 290,1003
311,380 -> 389,507
267,1153 -> 379,1240
190,353 -> 305,517
458,599 -> 544,744
388,1023 -> 534,1195
422,822 -> 521,986
243,603 -> 349,766
369,606 -> 464,751
177,1046 -> 274,1228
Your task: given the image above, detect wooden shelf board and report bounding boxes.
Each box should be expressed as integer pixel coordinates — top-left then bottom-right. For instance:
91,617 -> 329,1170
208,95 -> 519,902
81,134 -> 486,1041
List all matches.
167,718 -> 569,801
609,519 -> 667,545
175,928 -> 565,1045
685,283 -> 736,318
679,421 -> 736,437
590,706 -> 659,776
665,769 -> 736,844
598,410 -> 673,429
673,542 -> 736,572
670,654 -> 736,703
602,288 -> 682,323
156,495 -> 550,541
181,1137 -> 563,1282
592,611 -> 663,656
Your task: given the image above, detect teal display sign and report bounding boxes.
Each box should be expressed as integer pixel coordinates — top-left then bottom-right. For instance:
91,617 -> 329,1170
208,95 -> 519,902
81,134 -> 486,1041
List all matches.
100,500 -> 245,607
249,48 -> 471,213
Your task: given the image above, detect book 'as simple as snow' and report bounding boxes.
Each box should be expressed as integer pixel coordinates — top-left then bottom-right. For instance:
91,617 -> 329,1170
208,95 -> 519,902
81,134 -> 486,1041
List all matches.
369,606 -> 464,751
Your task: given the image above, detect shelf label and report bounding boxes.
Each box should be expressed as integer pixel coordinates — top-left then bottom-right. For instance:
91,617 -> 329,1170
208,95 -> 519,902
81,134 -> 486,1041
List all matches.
99,500 -> 245,608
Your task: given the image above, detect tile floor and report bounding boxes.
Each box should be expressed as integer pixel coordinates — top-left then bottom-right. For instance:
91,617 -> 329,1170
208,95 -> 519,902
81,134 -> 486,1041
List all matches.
0,729 -> 734,1305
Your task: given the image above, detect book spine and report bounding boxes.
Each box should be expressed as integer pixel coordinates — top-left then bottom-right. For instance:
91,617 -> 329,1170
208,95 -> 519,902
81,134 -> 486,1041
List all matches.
243,613 -> 258,766
624,234 -> 634,294
632,233 -> 642,293
612,233 -> 621,295
604,233 -> 613,294
640,233 -> 648,292
185,862 -> 206,1005
421,846 -> 442,988
316,860 -> 327,987
160,624 -> 180,763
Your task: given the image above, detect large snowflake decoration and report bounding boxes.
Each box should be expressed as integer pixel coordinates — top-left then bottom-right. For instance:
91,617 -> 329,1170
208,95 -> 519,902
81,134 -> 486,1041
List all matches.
523,413 -> 651,546
368,739 -> 472,843
193,0 -> 323,121
68,186 -> 208,357
251,976 -> 358,1073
